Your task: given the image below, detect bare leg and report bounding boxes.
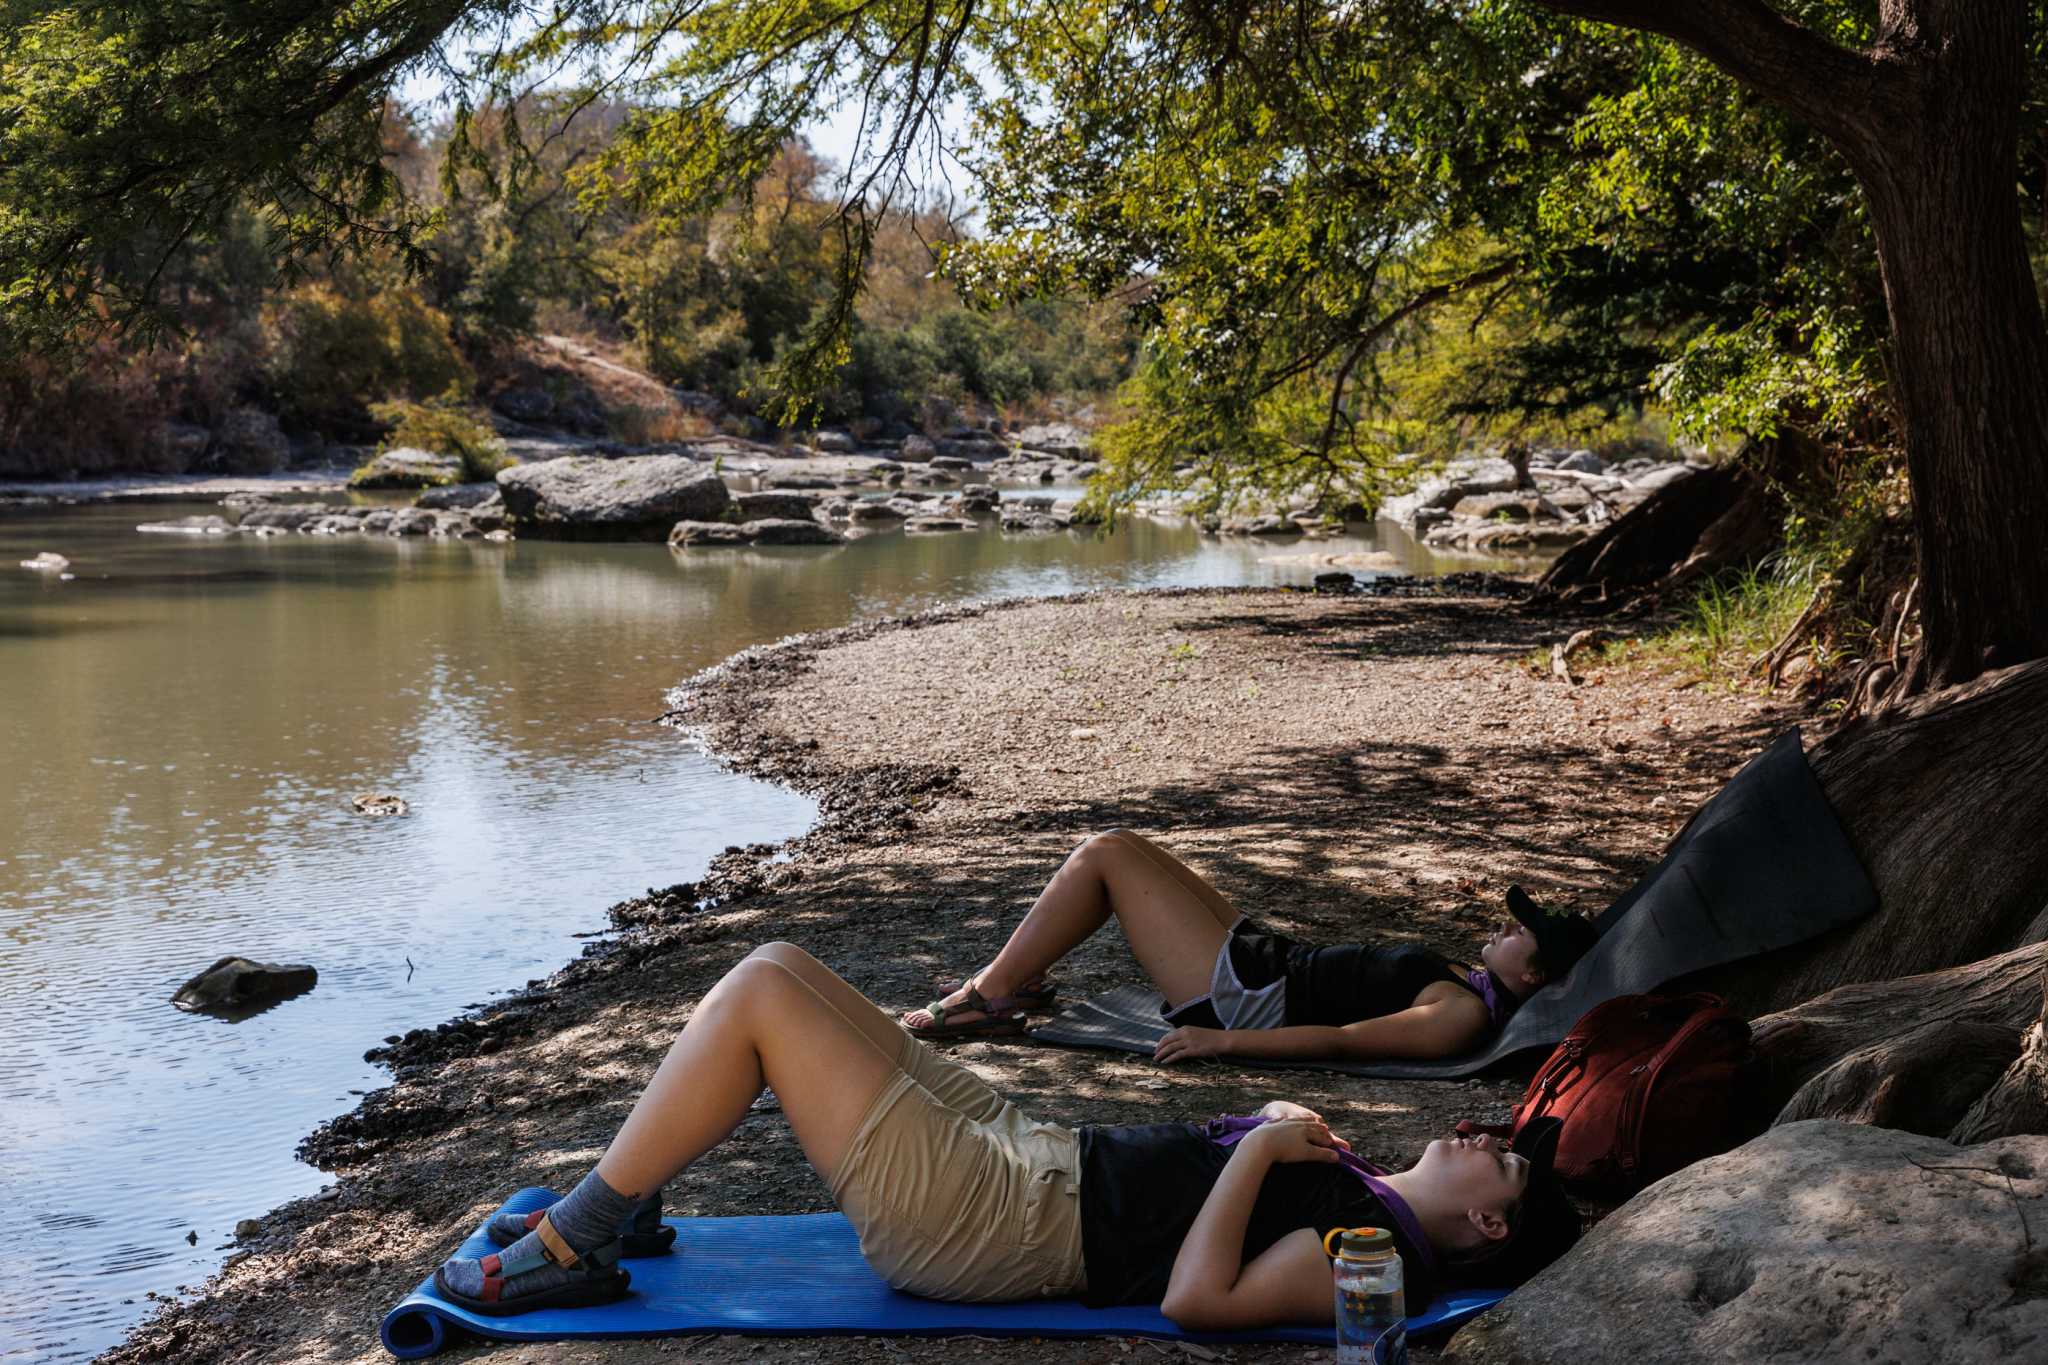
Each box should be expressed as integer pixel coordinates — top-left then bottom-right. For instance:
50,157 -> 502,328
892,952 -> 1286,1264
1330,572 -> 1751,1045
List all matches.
595,949 -> 914,1199
905,830 -> 1237,1027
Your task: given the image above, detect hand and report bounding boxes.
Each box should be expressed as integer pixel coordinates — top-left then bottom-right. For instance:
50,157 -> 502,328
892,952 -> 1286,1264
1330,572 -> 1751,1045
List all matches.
1246,1116 -> 1351,1164
1154,1025 -> 1230,1064
1258,1099 -> 1323,1123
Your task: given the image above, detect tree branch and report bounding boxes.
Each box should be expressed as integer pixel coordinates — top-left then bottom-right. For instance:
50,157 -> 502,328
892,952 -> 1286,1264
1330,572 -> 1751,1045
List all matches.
1531,0 -> 1895,158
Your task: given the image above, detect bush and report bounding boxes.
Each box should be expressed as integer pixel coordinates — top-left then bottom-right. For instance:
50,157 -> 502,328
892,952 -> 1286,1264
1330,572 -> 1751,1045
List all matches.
367,394 -> 509,482
266,286 -> 471,437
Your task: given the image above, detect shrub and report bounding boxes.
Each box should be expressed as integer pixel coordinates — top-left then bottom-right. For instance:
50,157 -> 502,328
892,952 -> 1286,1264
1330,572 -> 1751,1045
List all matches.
266,286 -> 471,437
367,393 -> 509,482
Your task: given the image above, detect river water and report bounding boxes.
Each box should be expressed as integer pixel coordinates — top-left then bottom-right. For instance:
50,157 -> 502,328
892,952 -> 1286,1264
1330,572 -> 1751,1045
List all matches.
0,492 -> 1519,1360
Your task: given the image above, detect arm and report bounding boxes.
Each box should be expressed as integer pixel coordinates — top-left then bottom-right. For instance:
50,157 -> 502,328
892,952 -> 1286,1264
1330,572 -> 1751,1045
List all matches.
1160,1120 -> 1342,1331
1156,995 -> 1489,1064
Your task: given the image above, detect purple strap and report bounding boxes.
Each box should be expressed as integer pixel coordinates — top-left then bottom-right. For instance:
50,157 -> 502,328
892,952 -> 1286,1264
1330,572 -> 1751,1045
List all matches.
1202,1116 -> 1438,1280
1465,968 -> 1518,1032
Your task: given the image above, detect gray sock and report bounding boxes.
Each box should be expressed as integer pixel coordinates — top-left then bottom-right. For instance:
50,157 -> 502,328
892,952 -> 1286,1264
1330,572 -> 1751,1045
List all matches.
441,1169 -> 640,1301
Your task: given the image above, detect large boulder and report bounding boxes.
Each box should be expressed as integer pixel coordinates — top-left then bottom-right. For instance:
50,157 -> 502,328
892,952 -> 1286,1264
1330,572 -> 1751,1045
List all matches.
1010,421 -> 1091,459
497,455 -> 730,540
213,407 -> 290,472
1442,1120 -> 2048,1365
1378,454 -> 1524,533
171,956 -> 318,1014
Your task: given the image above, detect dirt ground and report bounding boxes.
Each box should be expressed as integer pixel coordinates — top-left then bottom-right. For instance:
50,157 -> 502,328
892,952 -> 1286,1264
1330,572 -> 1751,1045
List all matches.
100,584 -> 1793,1365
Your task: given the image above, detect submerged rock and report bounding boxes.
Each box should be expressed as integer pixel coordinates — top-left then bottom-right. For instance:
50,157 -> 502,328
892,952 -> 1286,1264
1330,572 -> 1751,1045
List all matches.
1444,1120 -> 2048,1365
350,792 -> 409,816
349,447 -> 462,490
18,551 -> 69,571
669,518 -> 843,547
497,455 -> 729,540
137,515 -> 235,535
171,957 -> 318,1014
904,516 -> 977,533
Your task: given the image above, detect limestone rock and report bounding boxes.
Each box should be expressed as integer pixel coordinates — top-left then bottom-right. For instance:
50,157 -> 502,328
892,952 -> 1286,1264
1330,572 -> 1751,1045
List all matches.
1556,449 -> 1608,475
137,515 -> 235,535
171,956 -> 318,1014
350,792 -> 408,815
732,490 -> 822,521
669,518 -> 842,546
416,482 -> 501,510
350,447 -> 463,490
904,516 -> 976,533
1630,463 -> 1698,494
213,407 -> 290,472
1217,514 -> 1301,536
497,455 -> 730,540
899,435 -> 937,463
492,387 -> 555,424
848,500 -> 907,523
1442,1120 -> 2048,1365
810,430 -> 857,453
1010,421 -> 1091,459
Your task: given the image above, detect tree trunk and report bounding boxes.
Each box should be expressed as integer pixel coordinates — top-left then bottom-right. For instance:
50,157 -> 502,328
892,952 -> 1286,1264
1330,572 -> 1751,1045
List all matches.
1705,658 -> 2048,1015
1748,939 -> 2048,1118
1844,4 -> 2048,688
1539,0 -> 2048,688
1770,1019 -> 2019,1137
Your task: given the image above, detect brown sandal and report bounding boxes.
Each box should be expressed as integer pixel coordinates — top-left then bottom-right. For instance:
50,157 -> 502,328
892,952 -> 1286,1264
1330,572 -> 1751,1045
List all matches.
905,983 -> 1028,1038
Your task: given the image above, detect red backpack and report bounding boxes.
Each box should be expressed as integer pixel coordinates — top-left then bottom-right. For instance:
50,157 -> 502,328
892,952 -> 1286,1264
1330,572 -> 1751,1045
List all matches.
1494,992 -> 1755,1198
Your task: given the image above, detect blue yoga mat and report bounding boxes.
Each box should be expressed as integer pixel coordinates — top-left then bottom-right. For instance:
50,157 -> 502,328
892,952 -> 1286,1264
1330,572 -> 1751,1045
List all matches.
380,1188 -> 1505,1358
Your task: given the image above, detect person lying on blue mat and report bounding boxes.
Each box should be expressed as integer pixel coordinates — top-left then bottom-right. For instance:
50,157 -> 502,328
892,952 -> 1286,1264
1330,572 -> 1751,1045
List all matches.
903,829 -> 1597,1063
433,942 -> 1579,1330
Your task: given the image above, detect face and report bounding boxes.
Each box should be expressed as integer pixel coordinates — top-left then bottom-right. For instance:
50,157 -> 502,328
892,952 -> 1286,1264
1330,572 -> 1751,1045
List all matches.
1413,1130 -> 1531,1248
1480,918 -> 1544,994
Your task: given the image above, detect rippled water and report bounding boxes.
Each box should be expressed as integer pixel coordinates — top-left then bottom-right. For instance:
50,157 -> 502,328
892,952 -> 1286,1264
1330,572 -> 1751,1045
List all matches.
0,494 -> 1527,1359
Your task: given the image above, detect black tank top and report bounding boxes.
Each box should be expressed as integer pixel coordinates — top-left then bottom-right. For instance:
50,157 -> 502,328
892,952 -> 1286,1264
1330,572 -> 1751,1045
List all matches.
1074,1121 -> 1434,1309
1226,928 -> 1493,1028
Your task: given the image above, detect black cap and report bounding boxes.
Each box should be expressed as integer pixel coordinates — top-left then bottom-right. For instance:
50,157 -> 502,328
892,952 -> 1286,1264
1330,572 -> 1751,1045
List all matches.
1507,886 -> 1599,980
1456,1115 -> 1581,1287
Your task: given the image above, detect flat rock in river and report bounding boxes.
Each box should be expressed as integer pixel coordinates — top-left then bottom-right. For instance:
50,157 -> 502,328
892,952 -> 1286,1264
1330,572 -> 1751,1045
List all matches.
1442,1120 -> 2048,1365
171,956 -> 318,1015
348,446 -> 462,490
497,455 -> 730,540
669,518 -> 843,547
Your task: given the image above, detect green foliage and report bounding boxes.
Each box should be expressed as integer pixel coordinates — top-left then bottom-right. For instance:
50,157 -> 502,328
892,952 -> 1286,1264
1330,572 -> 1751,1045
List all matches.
367,392 -> 507,482
266,284 -> 470,436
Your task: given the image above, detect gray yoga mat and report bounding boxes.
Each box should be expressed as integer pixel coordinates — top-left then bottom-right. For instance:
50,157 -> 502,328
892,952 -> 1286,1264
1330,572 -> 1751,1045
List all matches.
1031,728 -> 1876,1079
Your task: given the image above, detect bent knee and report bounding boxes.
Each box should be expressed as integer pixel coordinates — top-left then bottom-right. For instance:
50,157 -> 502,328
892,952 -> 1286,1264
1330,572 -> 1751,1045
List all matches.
745,940 -> 813,968
1077,829 -> 1137,861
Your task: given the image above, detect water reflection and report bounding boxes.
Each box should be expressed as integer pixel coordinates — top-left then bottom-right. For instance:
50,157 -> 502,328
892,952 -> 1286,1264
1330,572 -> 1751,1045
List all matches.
0,497 -> 1533,1360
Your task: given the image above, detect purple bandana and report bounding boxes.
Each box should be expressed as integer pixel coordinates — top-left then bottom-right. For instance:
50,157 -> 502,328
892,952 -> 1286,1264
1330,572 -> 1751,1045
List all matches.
1465,967 -> 1519,1032
1203,1116 -> 1438,1280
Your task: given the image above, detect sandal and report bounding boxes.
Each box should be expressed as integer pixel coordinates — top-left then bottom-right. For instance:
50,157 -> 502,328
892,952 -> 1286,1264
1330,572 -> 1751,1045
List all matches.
435,1211 -> 632,1316
906,982 -> 1028,1038
488,1189 -> 676,1259
938,968 -> 1057,1012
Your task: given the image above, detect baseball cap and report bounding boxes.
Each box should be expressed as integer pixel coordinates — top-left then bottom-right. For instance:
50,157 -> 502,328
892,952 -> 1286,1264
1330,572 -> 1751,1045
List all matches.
1507,885 -> 1599,979
1455,1115 -> 1581,1287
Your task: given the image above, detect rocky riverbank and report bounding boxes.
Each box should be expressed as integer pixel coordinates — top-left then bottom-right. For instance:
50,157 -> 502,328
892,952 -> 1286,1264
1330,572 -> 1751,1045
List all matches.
99,585 -> 1786,1365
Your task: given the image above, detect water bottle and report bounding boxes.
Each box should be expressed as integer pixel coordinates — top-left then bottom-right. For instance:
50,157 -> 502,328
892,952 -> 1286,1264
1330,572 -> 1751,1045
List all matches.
1324,1226 -> 1406,1365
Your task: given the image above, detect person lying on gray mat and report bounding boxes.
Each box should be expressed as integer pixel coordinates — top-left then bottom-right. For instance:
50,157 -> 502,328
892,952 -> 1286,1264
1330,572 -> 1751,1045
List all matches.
431,941 -> 1580,1324
903,829 -> 1597,1063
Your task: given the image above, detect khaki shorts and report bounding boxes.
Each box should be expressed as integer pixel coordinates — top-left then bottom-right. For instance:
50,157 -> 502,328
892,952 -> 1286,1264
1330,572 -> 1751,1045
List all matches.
829,1032 -> 1087,1302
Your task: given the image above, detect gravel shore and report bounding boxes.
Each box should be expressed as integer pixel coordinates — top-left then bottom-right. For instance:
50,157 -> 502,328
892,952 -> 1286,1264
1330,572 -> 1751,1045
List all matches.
100,584 -> 1790,1365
